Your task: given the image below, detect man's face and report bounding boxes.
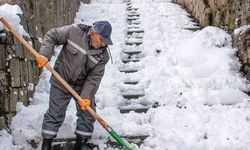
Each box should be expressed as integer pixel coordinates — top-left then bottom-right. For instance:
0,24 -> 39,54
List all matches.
90,32 -> 106,49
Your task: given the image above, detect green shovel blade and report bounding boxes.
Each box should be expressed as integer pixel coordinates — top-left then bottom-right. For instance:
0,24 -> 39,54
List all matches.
108,128 -> 134,150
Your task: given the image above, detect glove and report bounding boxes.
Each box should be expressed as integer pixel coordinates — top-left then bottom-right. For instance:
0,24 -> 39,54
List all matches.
79,98 -> 91,111
36,55 -> 48,68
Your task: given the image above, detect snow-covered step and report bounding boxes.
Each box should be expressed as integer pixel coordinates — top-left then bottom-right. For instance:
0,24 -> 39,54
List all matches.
124,81 -> 139,85
127,7 -> 139,11
126,41 -> 143,46
122,58 -> 141,63
127,28 -> 144,32
120,68 -> 139,73
127,16 -> 140,20
121,53 -> 143,59
125,38 -> 143,43
122,93 -> 145,100
127,36 -> 143,40
127,28 -> 144,34
127,11 -> 140,16
125,37 -> 143,46
52,135 -> 149,150
127,32 -> 144,38
127,9 -> 138,13
123,0 -> 131,2
128,20 -> 141,25
125,37 -> 143,43
106,135 -> 149,149
124,44 -> 144,50
127,13 -> 140,17
127,6 -> 132,10
119,105 -> 150,113
123,50 -> 142,55
127,24 -> 140,29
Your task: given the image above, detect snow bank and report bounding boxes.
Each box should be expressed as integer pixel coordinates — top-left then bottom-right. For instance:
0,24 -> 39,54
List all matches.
0,130 -> 21,150
0,4 -> 28,36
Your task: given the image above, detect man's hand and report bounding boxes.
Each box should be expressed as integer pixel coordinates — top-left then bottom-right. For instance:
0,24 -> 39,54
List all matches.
36,55 -> 48,68
79,98 -> 91,111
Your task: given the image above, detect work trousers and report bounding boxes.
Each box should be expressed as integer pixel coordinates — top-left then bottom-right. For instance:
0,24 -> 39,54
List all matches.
41,84 -> 96,139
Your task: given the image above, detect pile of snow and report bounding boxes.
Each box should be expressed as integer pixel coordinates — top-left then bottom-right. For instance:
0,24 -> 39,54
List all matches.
137,1 -> 249,106
0,130 -> 21,150
0,4 -> 28,36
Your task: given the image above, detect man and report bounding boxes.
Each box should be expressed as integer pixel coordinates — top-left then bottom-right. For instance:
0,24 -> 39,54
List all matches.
36,21 -> 112,150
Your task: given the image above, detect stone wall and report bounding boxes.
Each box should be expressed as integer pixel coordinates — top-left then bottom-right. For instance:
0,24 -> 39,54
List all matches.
0,32 -> 40,130
172,0 -> 250,79
0,0 -> 90,130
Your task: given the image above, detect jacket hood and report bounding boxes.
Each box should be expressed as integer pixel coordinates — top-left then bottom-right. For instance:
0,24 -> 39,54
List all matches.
77,24 -> 92,31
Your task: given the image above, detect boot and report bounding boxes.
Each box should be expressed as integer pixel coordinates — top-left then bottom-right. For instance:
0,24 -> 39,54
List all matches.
74,135 -> 82,150
41,138 -> 53,150
74,136 -> 90,150
81,139 -> 90,150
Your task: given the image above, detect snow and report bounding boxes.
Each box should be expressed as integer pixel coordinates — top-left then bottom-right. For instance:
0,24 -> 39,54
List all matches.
234,25 -> 250,35
1,0 -> 250,149
0,130 -> 21,150
0,4 -> 28,36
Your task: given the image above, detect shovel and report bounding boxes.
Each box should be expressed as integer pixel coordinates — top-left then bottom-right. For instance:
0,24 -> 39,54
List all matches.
0,17 -> 135,150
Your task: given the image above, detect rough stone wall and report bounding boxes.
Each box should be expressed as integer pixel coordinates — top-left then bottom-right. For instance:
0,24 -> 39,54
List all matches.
0,0 -> 90,130
172,0 -> 250,79
0,32 -> 40,130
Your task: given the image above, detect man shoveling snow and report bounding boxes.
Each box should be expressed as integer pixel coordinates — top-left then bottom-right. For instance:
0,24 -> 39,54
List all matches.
36,21 -> 113,150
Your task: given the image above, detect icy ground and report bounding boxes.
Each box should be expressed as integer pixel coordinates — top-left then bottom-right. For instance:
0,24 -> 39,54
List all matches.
1,0 -> 250,150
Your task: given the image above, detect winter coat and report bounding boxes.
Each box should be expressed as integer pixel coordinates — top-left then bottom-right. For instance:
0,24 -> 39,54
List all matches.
39,24 -> 110,100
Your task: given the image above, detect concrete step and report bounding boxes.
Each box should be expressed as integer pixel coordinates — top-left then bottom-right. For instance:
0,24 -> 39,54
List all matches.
128,14 -> 140,17
123,50 -> 142,55
124,81 -> 139,85
125,37 -> 143,44
119,106 -> 150,113
127,36 -> 143,40
119,102 -> 159,114
120,68 -> 139,73
127,24 -> 140,29
122,93 -> 145,100
127,12 -> 140,16
125,41 -> 143,46
127,29 -> 144,35
128,20 -> 141,25
128,22 -> 141,25
127,28 -> 144,32
124,0 -> 131,2
127,7 -> 139,11
127,9 -> 139,13
127,16 -> 140,20
52,135 -> 149,150
123,54 -> 143,59
127,33 -> 144,38
122,58 -> 141,63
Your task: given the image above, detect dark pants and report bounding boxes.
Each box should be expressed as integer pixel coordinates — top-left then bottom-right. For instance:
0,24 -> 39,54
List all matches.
42,84 -> 96,139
